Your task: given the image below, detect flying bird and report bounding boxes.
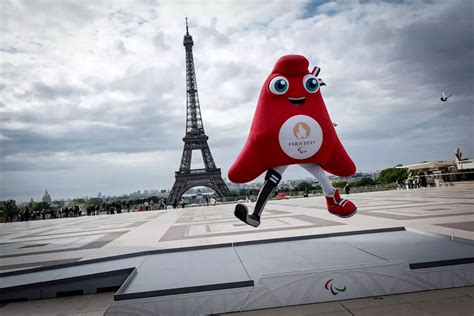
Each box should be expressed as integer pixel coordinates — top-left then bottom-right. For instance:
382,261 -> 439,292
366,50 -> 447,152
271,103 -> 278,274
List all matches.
440,92 -> 452,102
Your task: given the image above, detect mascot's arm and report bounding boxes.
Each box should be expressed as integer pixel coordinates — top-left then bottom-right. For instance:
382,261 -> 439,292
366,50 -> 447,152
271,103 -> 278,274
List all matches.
320,137 -> 356,177
228,135 -> 268,183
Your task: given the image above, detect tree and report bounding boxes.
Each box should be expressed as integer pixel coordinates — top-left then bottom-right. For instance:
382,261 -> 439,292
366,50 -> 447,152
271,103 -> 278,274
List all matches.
295,181 -> 313,192
0,200 -> 19,220
0,202 -> 5,219
88,198 -> 103,206
377,167 -> 408,184
352,177 -> 376,187
32,201 -> 50,212
332,181 -> 347,189
312,184 -> 323,193
72,198 -> 86,206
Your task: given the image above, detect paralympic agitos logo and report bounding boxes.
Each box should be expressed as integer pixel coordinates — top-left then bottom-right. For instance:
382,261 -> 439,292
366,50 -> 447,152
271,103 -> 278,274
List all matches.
324,279 -> 347,295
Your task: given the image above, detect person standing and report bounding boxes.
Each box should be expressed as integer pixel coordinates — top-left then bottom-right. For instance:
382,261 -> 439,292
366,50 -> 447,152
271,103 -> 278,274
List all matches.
344,183 -> 351,194
420,173 -> 428,188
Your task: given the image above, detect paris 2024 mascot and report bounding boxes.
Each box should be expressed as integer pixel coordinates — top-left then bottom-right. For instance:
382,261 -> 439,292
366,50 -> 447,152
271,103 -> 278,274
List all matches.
228,55 -> 357,227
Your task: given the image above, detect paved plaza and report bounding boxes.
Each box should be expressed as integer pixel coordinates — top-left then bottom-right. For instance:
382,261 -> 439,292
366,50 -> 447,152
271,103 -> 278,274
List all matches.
1,184 -> 473,273
1,184 -> 473,315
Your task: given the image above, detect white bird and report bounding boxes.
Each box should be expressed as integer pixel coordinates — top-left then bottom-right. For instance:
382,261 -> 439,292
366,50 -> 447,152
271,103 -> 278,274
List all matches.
440,92 -> 452,102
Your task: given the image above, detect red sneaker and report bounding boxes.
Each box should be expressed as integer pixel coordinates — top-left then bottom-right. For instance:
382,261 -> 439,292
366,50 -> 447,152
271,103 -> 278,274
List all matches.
325,189 -> 357,218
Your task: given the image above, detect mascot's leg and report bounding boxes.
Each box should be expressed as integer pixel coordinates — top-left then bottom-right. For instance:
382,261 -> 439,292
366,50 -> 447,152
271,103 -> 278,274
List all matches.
234,166 -> 286,227
301,164 -> 357,218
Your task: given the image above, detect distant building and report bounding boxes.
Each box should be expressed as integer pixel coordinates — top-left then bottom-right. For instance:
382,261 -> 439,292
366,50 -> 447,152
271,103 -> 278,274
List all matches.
42,190 -> 52,203
397,160 -> 455,173
456,159 -> 474,171
395,159 -> 474,185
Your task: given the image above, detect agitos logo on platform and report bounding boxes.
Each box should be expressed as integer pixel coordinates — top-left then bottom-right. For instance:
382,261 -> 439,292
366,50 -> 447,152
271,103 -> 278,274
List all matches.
324,279 -> 347,295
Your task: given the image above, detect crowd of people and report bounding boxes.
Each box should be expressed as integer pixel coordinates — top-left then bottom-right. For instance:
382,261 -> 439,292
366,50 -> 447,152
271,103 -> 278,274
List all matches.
3,195 -> 221,222
4,198 -> 171,222
397,172 -> 434,190
15,206 -> 82,221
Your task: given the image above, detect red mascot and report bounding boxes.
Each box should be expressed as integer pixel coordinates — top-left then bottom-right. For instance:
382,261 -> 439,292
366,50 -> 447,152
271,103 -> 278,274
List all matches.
228,55 -> 357,227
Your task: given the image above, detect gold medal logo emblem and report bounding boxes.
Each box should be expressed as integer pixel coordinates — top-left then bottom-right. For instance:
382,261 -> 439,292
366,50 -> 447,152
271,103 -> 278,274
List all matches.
293,122 -> 311,139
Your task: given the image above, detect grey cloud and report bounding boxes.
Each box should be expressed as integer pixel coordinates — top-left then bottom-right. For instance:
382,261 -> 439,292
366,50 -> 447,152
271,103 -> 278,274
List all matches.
4,1 -> 102,35
33,82 -> 88,100
152,31 -> 169,50
0,94 -> 184,161
106,66 -> 178,96
196,20 -> 231,47
109,9 -> 148,26
391,1 -> 473,97
108,9 -> 149,37
0,47 -> 21,54
115,40 -> 130,54
0,158 -> 71,172
0,62 -> 21,80
0,118 -> 182,163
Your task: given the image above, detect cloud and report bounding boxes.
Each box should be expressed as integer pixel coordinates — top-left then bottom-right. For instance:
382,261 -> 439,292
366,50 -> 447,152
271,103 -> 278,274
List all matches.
152,30 -> 169,50
0,47 -> 22,54
33,82 -> 88,99
0,0 -> 472,201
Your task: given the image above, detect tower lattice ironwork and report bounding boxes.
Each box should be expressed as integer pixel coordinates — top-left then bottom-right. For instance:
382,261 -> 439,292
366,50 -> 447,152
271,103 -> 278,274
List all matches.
168,18 -> 230,203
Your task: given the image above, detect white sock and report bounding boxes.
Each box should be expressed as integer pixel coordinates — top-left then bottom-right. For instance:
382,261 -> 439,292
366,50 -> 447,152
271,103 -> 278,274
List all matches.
300,163 -> 335,196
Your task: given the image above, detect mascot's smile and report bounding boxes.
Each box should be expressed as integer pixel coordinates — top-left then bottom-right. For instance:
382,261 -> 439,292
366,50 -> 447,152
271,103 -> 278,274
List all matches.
288,97 -> 306,105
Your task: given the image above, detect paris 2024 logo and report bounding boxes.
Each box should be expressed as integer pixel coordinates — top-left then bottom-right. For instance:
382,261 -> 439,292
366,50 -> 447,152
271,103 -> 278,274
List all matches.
278,115 -> 323,160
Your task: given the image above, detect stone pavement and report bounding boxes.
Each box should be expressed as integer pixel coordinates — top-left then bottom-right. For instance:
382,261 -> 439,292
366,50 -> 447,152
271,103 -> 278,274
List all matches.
1,184 -> 473,273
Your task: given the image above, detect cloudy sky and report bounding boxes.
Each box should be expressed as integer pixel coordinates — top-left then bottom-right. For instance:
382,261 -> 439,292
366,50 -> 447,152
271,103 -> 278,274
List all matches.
1,0 -> 473,201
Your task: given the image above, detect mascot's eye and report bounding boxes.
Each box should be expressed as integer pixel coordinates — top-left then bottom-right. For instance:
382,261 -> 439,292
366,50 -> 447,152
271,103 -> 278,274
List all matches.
303,74 -> 319,93
269,76 -> 289,95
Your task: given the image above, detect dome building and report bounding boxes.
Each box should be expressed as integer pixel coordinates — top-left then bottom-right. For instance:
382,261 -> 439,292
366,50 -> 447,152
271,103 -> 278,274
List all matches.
42,190 -> 52,204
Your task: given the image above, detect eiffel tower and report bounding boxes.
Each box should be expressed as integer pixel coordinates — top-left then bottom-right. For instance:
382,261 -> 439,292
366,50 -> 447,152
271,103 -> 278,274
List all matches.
168,19 -> 230,204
